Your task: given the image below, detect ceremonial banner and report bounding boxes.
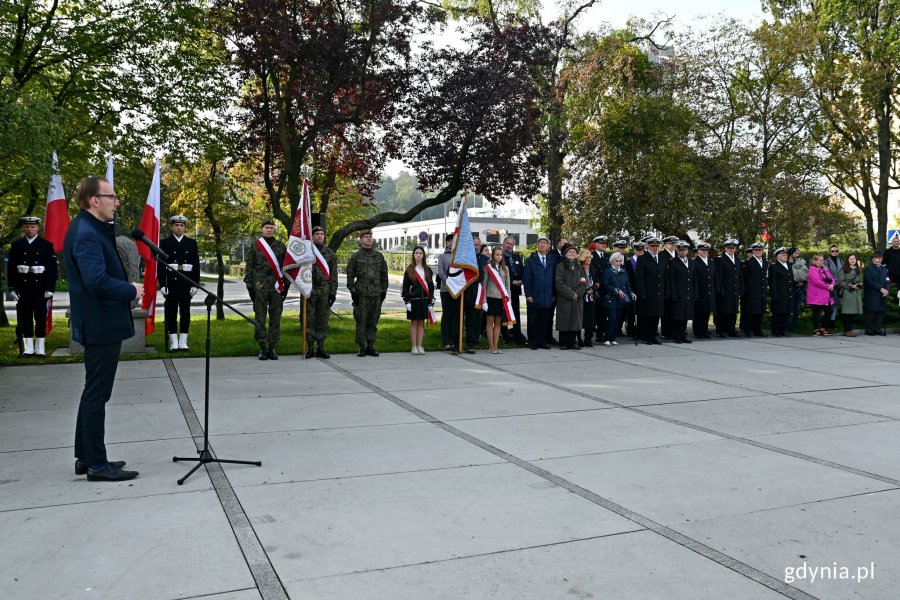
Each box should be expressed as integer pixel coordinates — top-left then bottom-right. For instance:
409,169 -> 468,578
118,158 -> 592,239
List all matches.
283,177 -> 315,297
446,198 -> 479,298
138,159 -> 161,335
44,152 -> 69,253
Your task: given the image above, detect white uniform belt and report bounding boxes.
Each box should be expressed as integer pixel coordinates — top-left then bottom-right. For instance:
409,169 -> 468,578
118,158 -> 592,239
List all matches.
17,265 -> 45,274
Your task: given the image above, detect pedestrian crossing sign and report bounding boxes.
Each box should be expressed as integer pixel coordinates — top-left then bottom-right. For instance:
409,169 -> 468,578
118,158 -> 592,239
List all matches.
889,230 -> 900,244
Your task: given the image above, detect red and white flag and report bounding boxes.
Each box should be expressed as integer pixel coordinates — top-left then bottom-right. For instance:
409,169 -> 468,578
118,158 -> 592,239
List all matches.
105,153 -> 114,187
43,152 -> 70,333
44,152 -> 69,254
283,176 -> 315,297
137,159 -> 161,335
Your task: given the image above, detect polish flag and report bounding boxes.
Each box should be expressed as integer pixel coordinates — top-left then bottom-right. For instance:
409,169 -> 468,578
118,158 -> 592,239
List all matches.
105,153 -> 114,186
44,152 -> 69,253
137,159 -> 161,335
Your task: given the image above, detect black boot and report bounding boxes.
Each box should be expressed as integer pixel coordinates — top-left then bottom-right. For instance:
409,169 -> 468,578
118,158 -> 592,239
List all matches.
258,343 -> 268,361
316,340 -> 330,359
365,343 -> 379,357
305,342 -> 315,359
358,346 -> 367,357
267,344 -> 279,360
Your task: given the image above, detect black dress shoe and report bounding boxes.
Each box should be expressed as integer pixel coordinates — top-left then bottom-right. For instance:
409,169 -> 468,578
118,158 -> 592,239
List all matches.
87,463 -> 139,482
651,338 -> 662,345
76,460 -> 125,475
673,338 -> 683,344
538,343 -> 551,349
680,337 -> 692,344
464,347 -> 476,354
583,340 -> 594,347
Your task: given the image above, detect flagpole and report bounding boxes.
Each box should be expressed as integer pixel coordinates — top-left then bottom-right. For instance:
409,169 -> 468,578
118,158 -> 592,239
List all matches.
458,295 -> 464,353
302,297 -> 308,358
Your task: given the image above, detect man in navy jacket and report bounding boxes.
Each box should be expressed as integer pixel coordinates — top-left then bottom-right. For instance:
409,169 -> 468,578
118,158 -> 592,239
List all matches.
523,236 -> 555,349
64,175 -> 143,482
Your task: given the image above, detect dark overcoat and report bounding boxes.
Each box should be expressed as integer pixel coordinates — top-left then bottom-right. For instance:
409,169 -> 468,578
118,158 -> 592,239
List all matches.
741,257 -> 768,315
715,253 -> 743,313
635,252 -> 665,316
768,261 -> 794,314
665,257 -> 695,320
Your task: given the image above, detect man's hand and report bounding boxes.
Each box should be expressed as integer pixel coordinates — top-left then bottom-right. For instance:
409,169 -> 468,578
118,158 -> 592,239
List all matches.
11,291 -> 19,302
161,287 -> 169,297
189,287 -> 198,297
526,296 -> 533,303
132,282 -> 145,300
44,291 -> 54,299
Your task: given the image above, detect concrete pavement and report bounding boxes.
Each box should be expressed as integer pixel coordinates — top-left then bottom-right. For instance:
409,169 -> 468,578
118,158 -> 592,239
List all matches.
2,333 -> 899,599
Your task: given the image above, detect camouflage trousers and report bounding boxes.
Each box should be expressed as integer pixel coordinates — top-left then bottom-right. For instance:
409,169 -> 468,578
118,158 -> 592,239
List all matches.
253,288 -> 283,345
353,295 -> 382,346
305,291 -> 331,342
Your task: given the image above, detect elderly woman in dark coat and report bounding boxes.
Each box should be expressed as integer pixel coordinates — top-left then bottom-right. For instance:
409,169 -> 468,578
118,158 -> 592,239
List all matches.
555,244 -> 587,350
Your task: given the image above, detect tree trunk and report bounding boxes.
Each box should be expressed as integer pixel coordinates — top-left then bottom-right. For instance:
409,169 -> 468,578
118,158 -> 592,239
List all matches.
876,84 -> 891,251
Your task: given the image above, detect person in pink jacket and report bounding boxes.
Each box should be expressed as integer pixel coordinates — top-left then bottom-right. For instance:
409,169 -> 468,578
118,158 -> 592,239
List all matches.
807,254 -> 836,336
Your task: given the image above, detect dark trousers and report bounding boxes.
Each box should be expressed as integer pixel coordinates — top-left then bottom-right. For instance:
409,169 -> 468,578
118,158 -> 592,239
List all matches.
501,293 -> 525,341
693,311 -> 710,337
842,313 -> 857,332
742,313 -> 763,335
594,300 -> 607,341
771,312 -> 789,336
74,341 -> 122,466
164,296 -> 191,334
810,305 -> 827,330
718,312 -> 738,336
463,287 -> 480,348
582,301 -> 596,342
865,310 -> 884,333
788,288 -> 805,331
671,319 -> 687,340
661,312 -> 673,339
527,304 -> 552,347
625,303 -> 637,338
441,291 -> 457,347
606,306 -> 623,342
17,299 -> 48,337
639,314 -> 660,342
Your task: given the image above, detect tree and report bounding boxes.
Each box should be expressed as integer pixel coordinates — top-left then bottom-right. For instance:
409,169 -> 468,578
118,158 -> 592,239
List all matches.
767,0 -> 900,250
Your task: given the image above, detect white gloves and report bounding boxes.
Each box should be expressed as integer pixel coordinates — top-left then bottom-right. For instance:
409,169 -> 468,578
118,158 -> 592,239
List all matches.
482,302 -> 489,312
44,291 -> 53,299
189,287 -> 198,297
11,291 -> 19,302
405,303 -> 412,311
16,265 -> 29,273
161,287 -> 169,297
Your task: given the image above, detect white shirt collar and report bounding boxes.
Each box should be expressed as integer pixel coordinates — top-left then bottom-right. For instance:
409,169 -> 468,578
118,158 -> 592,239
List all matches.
174,234 -> 184,242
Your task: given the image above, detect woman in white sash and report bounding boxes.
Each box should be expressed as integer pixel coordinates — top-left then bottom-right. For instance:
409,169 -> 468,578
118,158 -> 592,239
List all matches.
401,246 -> 435,355
484,246 -> 512,354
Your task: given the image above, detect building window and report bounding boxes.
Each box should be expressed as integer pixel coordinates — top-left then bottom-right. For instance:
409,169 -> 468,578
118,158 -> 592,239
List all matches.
525,233 -> 538,246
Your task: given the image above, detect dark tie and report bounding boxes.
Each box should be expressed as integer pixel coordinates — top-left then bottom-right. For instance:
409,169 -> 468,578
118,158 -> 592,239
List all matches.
541,256 -> 545,268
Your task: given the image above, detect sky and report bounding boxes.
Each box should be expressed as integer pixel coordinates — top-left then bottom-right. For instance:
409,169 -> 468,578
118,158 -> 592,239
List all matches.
384,0 -> 768,179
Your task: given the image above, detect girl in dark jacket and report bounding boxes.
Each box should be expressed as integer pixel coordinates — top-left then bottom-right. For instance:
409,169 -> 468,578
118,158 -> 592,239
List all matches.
602,252 -> 636,345
401,246 -> 435,354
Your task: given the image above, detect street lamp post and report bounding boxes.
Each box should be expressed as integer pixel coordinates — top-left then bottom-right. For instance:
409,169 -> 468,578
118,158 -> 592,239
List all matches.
403,228 -> 408,265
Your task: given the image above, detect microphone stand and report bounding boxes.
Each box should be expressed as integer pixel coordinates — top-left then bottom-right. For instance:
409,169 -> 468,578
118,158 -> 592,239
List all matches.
145,248 -> 262,485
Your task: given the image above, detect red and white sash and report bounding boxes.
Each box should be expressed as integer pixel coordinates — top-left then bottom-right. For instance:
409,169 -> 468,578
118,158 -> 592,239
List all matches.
256,237 -> 285,292
475,283 -> 486,309
413,268 -> 431,298
486,264 -> 515,325
314,245 -> 330,281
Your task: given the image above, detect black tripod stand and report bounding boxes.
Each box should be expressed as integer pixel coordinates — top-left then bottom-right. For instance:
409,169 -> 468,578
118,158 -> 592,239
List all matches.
137,238 -> 262,485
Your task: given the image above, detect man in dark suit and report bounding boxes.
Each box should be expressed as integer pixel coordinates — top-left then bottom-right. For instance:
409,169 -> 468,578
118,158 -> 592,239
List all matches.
768,247 -> 794,337
623,240 -> 644,339
158,215 -> 200,352
665,241 -> 695,343
741,242 -> 769,337
692,242 -> 716,339
715,239 -> 743,337
8,216 -> 58,358
64,176 -> 142,482
635,237 -> 665,344
523,236 -> 555,349
501,235 -> 527,344
590,235 -> 610,340
658,236 -> 678,339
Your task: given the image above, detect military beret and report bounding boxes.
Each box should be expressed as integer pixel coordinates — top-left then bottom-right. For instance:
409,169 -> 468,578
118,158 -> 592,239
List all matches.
358,229 -> 373,237
773,246 -> 787,256
696,242 -> 711,250
169,215 -> 188,225
676,241 -> 691,249
662,236 -> 678,244
592,235 -> 609,244
312,225 -> 325,234
262,219 -> 275,227
613,239 -> 628,248
19,216 -> 41,225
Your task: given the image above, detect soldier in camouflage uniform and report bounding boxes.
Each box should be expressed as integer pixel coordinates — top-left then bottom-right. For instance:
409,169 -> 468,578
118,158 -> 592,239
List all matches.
346,229 -> 388,356
244,220 -> 288,360
306,226 -> 338,359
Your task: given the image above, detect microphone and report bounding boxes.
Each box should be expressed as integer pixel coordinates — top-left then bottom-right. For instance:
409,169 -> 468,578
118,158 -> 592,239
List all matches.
132,229 -> 170,261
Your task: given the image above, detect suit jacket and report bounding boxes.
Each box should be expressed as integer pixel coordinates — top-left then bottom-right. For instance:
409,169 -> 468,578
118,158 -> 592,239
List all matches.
503,250 -> 524,295
715,253 -> 743,314
693,256 -> 716,313
768,261 -> 794,314
8,235 -> 58,302
635,252 -> 665,316
665,256 -> 695,320
158,234 -> 200,299
523,253 -> 555,308
63,210 -> 137,344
